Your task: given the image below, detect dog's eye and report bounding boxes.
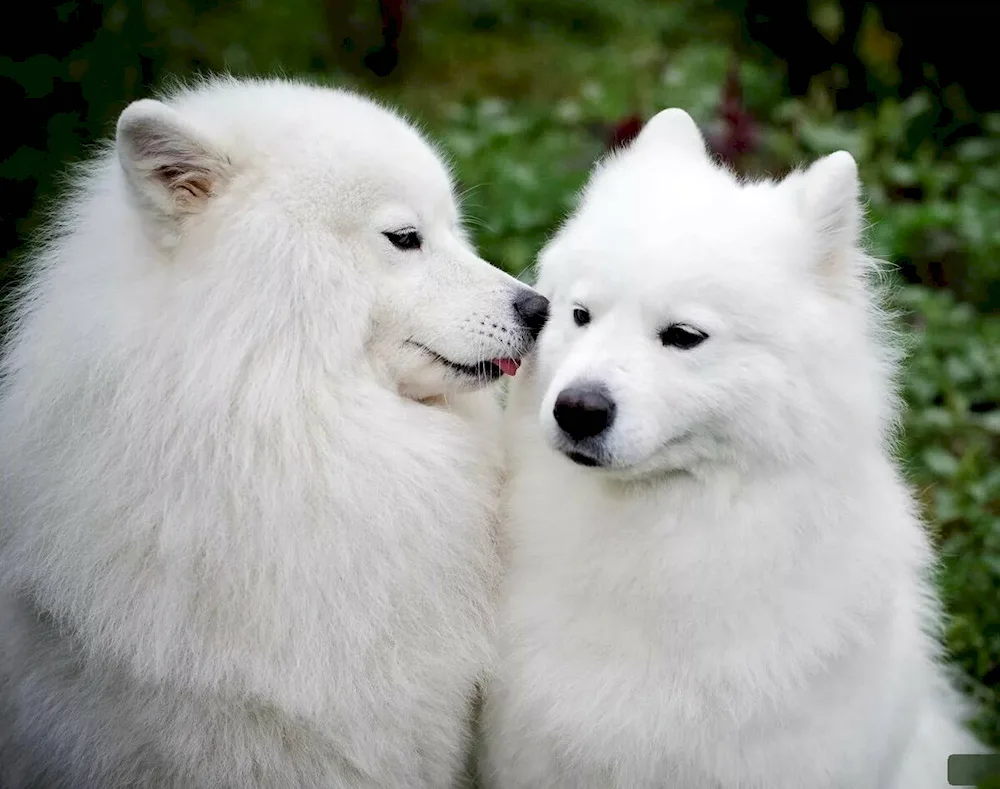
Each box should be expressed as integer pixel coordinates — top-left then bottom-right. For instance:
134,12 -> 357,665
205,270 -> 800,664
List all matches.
572,307 -> 591,327
659,324 -> 707,350
383,229 -> 422,251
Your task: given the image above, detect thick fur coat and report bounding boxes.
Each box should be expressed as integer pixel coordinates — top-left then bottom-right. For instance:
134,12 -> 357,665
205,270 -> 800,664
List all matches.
481,109 -> 983,789
0,77 -> 545,789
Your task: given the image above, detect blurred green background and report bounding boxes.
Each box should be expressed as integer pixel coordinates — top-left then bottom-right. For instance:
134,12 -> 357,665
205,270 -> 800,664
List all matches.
2,0 -> 999,755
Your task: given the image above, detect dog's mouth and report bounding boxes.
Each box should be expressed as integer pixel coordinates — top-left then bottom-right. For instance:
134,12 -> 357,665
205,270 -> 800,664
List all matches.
408,342 -> 521,381
552,435 -> 610,468
563,449 -> 606,468
558,430 -> 695,474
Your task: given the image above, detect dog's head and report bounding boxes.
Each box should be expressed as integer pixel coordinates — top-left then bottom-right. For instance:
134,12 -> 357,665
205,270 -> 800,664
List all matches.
521,109 -> 889,477
115,79 -> 547,401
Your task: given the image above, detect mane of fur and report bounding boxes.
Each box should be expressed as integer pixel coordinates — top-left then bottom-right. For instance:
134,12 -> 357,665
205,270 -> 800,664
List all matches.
0,78 -> 503,789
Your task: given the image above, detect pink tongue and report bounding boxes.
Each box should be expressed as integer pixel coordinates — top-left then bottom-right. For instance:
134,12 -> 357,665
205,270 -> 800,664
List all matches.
494,358 -> 520,377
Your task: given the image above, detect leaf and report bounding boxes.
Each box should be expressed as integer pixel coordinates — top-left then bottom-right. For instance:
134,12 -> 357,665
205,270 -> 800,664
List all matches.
923,447 -> 961,478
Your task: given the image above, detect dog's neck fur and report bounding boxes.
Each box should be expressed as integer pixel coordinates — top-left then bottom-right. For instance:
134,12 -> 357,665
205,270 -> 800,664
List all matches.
504,377 -> 932,676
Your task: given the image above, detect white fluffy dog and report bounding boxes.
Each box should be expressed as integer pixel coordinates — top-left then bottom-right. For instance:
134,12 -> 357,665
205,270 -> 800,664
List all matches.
480,109 -> 983,789
0,77 -> 549,789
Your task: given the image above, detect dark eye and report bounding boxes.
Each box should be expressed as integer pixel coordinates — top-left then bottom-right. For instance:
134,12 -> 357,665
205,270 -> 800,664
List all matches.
659,323 -> 707,350
383,229 -> 422,251
572,306 -> 591,327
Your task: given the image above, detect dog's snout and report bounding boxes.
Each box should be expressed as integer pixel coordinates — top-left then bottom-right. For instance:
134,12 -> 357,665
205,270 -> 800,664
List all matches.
513,290 -> 550,339
554,384 -> 616,441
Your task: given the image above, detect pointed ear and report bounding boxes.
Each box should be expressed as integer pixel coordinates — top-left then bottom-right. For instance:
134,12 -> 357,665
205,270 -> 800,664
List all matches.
794,151 -> 863,272
116,99 -> 230,220
633,108 -> 708,159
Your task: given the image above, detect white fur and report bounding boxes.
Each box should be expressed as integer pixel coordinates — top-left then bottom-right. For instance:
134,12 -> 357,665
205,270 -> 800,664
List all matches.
0,77 -> 546,788
480,109 -> 984,789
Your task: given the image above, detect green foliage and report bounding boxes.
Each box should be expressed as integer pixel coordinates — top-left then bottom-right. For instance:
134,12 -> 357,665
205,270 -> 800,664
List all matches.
769,93 -> 1000,308
901,286 -> 1000,745
435,99 -> 596,276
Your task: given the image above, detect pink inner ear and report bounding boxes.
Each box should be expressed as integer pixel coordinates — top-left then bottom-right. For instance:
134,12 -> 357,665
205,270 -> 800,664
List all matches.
118,102 -> 227,217
154,164 -> 215,203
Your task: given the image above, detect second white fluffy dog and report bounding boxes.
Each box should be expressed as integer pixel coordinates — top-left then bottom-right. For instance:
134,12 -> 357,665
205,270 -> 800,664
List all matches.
481,109 -> 981,789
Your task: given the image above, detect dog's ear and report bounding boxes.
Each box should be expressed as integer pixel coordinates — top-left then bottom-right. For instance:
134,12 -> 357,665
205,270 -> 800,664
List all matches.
116,99 -> 230,223
633,108 -> 708,160
793,151 -> 863,279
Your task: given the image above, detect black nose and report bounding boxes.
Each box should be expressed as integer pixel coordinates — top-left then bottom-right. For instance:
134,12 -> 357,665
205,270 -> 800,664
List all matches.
513,290 -> 550,339
553,384 -> 616,441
